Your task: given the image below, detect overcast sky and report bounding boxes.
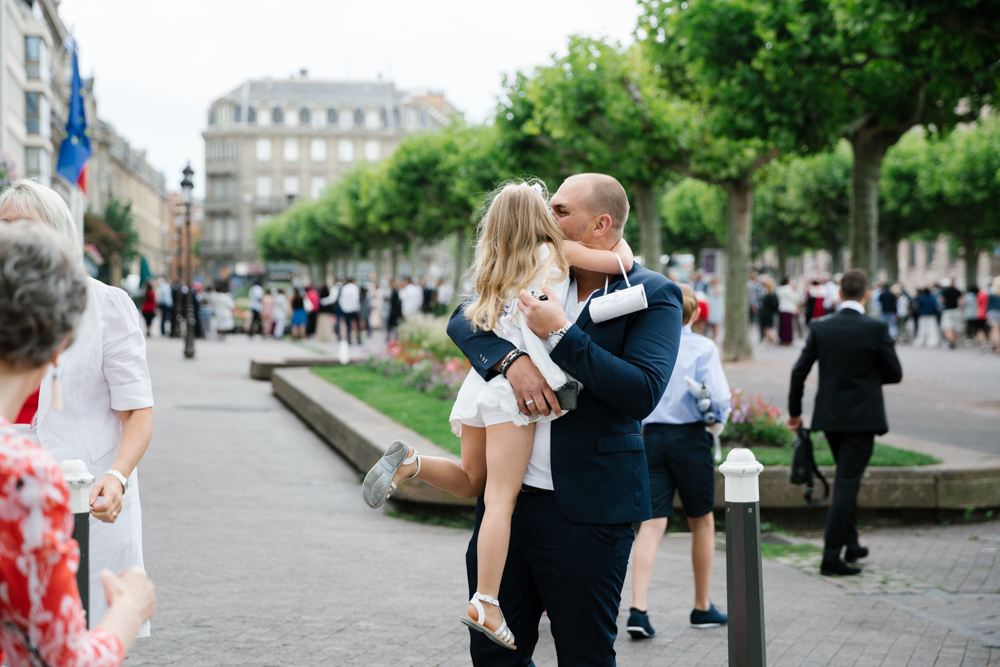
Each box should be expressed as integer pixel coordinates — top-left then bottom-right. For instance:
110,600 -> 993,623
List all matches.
58,0 -> 641,198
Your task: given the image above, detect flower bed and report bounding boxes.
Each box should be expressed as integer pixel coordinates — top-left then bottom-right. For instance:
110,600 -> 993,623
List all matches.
365,315 -> 470,401
721,390 -> 794,448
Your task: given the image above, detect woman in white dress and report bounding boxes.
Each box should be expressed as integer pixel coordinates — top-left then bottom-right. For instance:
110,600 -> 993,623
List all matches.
0,180 -> 154,635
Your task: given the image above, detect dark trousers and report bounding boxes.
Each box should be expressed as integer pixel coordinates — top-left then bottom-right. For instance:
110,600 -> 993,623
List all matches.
249,309 -> 263,336
341,311 -> 361,343
466,492 -> 633,667
823,432 -> 874,561
159,305 -> 173,335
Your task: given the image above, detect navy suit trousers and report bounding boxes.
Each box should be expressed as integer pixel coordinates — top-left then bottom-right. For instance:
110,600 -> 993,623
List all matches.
466,492 -> 634,666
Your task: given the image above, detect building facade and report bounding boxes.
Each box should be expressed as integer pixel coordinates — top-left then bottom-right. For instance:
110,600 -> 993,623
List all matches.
200,73 -> 455,280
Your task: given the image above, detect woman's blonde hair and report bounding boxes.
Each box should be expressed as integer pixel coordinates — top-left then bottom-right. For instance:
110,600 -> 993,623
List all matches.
0,179 -> 81,257
464,180 -> 569,332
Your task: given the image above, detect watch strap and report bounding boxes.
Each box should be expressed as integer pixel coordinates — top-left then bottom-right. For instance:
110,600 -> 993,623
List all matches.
104,469 -> 128,494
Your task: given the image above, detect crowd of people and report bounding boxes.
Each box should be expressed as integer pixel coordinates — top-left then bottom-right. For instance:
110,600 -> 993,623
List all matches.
679,267 -> 1000,355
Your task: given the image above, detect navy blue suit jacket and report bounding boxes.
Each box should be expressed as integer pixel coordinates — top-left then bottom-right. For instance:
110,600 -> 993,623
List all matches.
447,264 -> 683,525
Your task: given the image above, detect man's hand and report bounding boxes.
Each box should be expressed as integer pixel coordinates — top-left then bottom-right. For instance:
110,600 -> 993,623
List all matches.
90,474 -> 125,523
505,355 -> 562,418
786,415 -> 803,431
517,287 -> 569,340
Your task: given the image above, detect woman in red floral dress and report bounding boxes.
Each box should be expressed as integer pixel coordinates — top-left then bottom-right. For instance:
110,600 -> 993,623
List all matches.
0,221 -> 156,666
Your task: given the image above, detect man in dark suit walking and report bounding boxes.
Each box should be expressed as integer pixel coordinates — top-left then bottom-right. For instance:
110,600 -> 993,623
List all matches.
449,173 -> 683,665
788,268 -> 902,576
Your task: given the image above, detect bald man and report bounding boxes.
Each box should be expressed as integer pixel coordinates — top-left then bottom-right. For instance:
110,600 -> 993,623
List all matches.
448,173 -> 683,666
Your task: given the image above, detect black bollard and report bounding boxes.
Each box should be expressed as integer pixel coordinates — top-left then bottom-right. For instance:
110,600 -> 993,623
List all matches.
720,448 -> 766,667
60,460 -> 95,628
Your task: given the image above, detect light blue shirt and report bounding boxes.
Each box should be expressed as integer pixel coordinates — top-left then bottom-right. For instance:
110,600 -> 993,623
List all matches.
643,325 -> 732,426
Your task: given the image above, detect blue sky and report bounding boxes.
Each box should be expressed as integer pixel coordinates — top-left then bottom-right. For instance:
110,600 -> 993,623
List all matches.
59,0 -> 640,197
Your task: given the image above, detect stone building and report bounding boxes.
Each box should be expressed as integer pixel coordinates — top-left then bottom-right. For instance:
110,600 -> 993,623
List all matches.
200,72 -> 456,280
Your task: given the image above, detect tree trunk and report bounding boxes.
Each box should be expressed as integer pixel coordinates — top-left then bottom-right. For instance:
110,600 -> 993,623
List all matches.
722,180 -> 753,362
632,182 -> 663,273
777,244 -> 788,279
962,237 -> 978,289
452,227 -> 472,305
409,235 -> 421,278
110,253 -> 122,288
390,242 -> 399,280
881,235 -> 900,284
848,136 -> 891,279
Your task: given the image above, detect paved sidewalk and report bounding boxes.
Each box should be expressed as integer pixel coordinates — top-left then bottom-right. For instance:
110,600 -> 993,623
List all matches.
126,336 -> 998,665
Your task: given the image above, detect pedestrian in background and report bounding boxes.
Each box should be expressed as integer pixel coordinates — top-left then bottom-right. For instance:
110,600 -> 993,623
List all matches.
0,221 -> 157,667
247,280 -> 264,336
747,270 -> 763,327
939,278 -> 963,349
895,285 -> 912,343
705,276 -> 724,342
0,180 -> 155,633
272,288 -> 289,339
627,284 -> 730,639
261,288 -> 275,337
878,284 -> 899,339
140,280 -> 157,336
436,279 -> 454,315
788,269 -> 902,576
305,284 -> 320,338
316,285 -> 335,342
759,276 -> 779,344
338,277 -> 362,344
912,287 -> 941,348
400,276 -> 424,319
290,288 -> 307,339
776,275 -> 799,345
155,276 -> 173,336
963,284 -> 983,345
692,290 -> 709,336
987,277 -> 1000,354
209,284 -> 235,340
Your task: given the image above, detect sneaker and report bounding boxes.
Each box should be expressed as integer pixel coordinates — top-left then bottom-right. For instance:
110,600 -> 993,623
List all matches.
820,558 -> 861,576
845,545 -> 869,563
626,608 -> 655,639
690,604 -> 727,628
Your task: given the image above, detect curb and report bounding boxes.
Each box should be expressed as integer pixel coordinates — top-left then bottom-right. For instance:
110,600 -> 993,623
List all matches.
270,365 -> 1000,511
251,356 -> 345,381
271,367 -> 474,507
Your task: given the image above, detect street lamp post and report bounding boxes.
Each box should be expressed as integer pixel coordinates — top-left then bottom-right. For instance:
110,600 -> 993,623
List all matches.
181,164 -> 196,359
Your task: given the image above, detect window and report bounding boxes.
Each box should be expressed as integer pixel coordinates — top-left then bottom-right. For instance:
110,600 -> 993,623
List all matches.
405,108 -> 416,129
338,139 -> 354,162
392,107 -> 400,128
212,217 -> 224,244
25,147 -> 49,186
310,176 -> 326,199
283,176 -> 299,196
208,107 -> 215,125
272,107 -> 283,125
256,138 -> 271,161
255,175 -> 272,199
310,139 -> 326,162
218,105 -> 232,125
312,110 -> 324,128
365,110 -> 381,129
39,95 -> 50,139
226,218 -> 238,244
420,110 -> 427,128
38,39 -> 49,84
210,141 -> 223,161
234,105 -> 242,123
299,107 -> 310,125
354,108 -> 364,127
224,140 -> 236,160
908,241 -> 916,268
26,92 -> 40,134
26,36 -> 39,79
247,106 -> 257,124
338,109 -> 352,130
328,108 -> 338,126
926,242 -> 935,267
364,140 -> 380,161
283,138 -> 298,162
381,108 -> 389,128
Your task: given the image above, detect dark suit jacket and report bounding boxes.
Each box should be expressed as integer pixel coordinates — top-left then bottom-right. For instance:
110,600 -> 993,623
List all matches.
789,308 -> 903,435
447,264 -> 683,525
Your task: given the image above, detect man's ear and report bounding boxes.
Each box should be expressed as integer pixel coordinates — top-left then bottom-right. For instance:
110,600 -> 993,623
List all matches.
591,213 -> 614,239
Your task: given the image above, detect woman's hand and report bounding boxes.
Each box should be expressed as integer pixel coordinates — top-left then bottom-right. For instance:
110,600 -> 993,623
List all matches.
90,475 -> 124,523
517,288 -> 569,341
101,568 -> 156,622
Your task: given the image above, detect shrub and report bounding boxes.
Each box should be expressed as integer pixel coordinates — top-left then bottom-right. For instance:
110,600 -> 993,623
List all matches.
365,315 -> 470,400
721,390 -> 794,448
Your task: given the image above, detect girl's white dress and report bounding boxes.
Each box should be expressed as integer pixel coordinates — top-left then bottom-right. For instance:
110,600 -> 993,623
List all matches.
449,245 -> 574,436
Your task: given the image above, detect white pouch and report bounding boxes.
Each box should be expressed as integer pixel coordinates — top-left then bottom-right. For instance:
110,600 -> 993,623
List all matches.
588,253 -> 647,324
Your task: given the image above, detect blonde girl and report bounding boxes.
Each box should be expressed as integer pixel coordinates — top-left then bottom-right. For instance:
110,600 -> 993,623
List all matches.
362,180 -> 633,650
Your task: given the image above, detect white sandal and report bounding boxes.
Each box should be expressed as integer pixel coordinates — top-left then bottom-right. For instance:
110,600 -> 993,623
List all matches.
460,592 -> 516,651
362,440 -> 420,509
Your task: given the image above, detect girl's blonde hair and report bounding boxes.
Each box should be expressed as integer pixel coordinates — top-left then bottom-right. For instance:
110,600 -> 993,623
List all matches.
464,180 -> 569,332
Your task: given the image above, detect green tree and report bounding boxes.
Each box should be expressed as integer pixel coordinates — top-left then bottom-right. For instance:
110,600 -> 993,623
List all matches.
660,179 -> 725,263
84,198 -> 138,286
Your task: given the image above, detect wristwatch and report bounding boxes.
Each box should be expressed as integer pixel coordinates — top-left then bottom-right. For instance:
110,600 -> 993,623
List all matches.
547,322 -> 573,349
103,469 -> 128,494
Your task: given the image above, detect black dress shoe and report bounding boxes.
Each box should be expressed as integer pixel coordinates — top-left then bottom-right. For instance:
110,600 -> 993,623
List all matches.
821,558 -> 861,576
845,545 -> 869,563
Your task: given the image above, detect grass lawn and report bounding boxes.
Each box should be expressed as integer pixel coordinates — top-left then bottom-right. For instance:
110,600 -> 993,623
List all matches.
723,433 -> 939,467
760,542 -> 822,560
314,365 -> 939,467
313,365 -> 461,455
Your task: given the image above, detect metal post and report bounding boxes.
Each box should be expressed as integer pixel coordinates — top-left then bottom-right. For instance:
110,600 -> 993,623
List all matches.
60,460 -> 94,628
184,202 -> 196,359
720,448 -> 766,667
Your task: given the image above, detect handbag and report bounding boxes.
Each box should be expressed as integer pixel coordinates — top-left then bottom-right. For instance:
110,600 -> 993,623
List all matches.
789,428 -> 829,506
588,253 -> 647,324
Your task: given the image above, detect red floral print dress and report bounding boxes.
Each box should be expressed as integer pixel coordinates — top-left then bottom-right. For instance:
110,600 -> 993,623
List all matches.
0,417 -> 124,667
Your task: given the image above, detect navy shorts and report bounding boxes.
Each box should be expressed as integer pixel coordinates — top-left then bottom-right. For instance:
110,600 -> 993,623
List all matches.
642,422 -> 716,519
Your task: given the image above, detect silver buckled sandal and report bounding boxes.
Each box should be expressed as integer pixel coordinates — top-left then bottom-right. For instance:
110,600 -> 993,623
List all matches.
362,440 -> 420,509
461,592 -> 516,651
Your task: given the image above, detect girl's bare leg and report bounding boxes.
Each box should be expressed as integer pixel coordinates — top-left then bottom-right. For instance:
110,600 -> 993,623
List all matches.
470,421 -> 534,631
391,426 -> 487,499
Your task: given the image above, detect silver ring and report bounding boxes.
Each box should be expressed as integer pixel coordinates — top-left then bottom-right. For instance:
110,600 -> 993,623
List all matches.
525,399 -> 535,406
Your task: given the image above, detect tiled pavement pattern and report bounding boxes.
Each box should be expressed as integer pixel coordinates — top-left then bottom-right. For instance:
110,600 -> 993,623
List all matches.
123,335 -> 997,665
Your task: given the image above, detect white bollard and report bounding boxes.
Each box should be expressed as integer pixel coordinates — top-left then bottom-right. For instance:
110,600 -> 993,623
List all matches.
60,459 -> 94,627
720,448 -> 766,667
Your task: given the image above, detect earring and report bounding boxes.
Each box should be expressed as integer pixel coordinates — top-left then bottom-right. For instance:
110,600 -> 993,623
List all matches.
51,358 -> 64,412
